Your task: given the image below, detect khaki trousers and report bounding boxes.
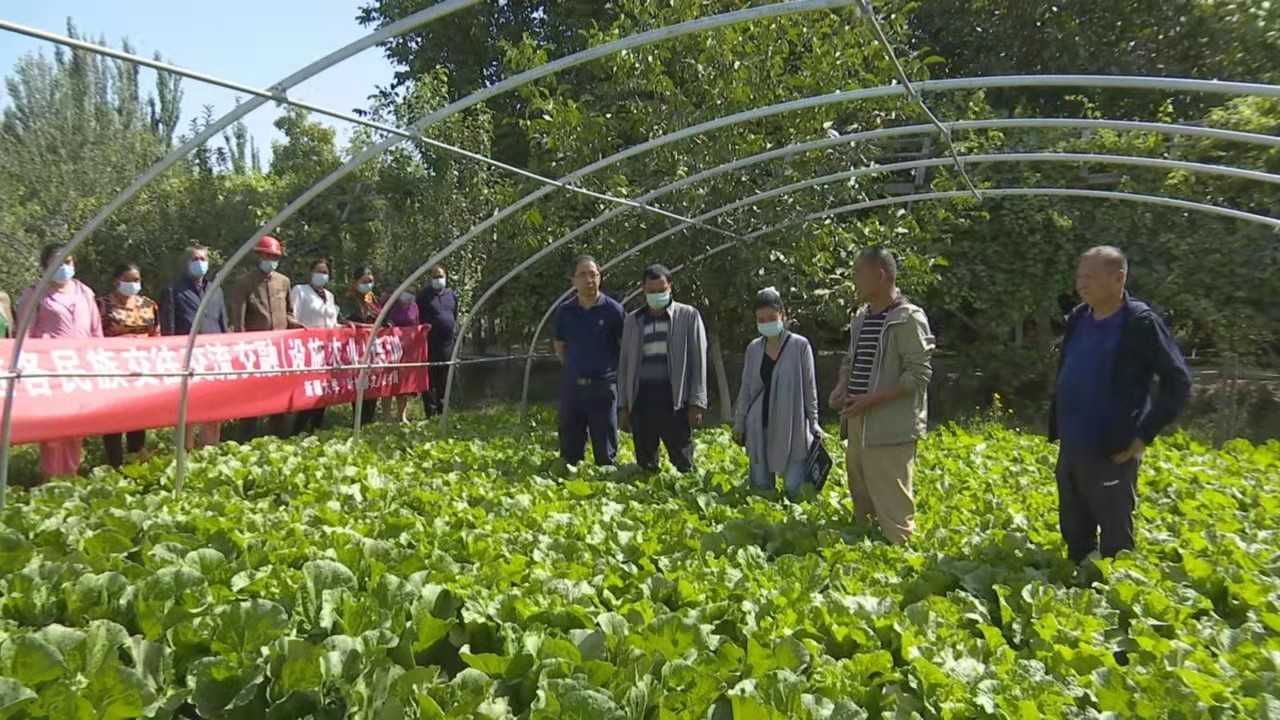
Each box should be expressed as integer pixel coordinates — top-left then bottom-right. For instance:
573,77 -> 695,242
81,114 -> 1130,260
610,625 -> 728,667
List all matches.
845,419 -> 917,544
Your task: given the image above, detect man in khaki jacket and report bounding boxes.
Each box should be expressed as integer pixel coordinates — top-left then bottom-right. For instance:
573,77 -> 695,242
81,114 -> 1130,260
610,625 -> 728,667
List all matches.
829,247 -> 934,544
229,235 -> 300,439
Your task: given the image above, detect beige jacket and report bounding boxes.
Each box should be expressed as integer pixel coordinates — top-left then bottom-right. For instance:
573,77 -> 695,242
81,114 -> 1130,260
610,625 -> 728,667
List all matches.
838,300 -> 935,446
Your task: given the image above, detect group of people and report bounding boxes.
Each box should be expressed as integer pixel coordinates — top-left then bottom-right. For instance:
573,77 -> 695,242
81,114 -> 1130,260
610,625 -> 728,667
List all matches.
552,245 -> 1190,560
6,236 -> 459,483
4,236 -> 1191,560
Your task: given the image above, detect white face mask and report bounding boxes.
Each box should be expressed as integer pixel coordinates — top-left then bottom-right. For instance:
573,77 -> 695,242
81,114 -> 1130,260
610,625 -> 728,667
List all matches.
259,259 -> 279,274
117,281 -> 142,297
430,277 -> 447,290
311,273 -> 329,288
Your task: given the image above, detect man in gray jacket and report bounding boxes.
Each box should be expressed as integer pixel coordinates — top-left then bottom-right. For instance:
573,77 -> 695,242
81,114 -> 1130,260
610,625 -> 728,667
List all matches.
618,264 -> 708,473
830,247 -> 934,545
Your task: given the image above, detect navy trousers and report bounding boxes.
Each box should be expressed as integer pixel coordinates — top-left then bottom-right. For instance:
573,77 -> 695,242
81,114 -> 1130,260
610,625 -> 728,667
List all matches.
633,380 -> 693,473
559,378 -> 618,466
1055,444 -> 1140,562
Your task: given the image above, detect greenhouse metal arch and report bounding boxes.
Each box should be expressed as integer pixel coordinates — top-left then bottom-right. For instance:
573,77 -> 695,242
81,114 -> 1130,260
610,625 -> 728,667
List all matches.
1,0 -> 1278,500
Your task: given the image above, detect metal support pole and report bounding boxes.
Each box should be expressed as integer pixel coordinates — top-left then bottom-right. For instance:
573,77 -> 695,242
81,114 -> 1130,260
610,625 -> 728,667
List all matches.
855,0 -> 982,201
0,0 -> 481,503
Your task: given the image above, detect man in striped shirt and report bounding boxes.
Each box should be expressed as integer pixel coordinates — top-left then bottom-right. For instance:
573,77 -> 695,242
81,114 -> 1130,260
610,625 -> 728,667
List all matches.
618,264 -> 708,473
830,247 -> 934,545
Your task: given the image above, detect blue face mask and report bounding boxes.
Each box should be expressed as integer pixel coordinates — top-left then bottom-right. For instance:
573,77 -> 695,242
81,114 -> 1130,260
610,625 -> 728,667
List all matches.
53,264 -> 75,283
117,281 -> 142,297
399,292 -> 415,305
259,259 -> 279,274
757,319 -> 784,338
311,273 -> 329,288
189,260 -> 209,278
357,282 -> 374,294
645,291 -> 671,310
430,277 -> 447,290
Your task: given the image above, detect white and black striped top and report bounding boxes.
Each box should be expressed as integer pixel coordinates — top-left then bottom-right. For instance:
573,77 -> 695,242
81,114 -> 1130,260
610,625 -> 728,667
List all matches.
846,312 -> 888,395
639,314 -> 670,384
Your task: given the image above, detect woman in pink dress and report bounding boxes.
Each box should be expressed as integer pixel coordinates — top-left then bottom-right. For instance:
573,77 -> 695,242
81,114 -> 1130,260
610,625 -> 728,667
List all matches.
17,244 -> 104,483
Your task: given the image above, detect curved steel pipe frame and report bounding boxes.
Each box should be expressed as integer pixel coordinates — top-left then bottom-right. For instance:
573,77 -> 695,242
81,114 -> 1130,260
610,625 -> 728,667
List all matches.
643,187 -> 1280,298
418,77 -> 1280,425
512,116 -> 1280,414
0,0 -> 480,502
194,71 -> 1280,444
519,180 -> 1280,414
332,0 -> 868,435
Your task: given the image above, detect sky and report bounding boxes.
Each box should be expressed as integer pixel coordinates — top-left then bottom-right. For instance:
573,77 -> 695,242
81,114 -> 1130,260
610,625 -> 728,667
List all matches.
0,0 -> 399,165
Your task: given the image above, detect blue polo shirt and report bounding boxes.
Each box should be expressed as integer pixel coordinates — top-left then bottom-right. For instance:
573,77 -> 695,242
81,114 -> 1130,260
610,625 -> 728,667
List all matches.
554,293 -> 625,381
1056,309 -> 1125,450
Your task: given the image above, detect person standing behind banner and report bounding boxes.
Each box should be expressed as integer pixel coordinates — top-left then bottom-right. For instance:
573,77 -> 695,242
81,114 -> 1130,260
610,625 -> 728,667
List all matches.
229,235 -> 300,440
553,255 -> 625,466
17,243 -> 104,483
98,262 -> 161,468
733,287 -> 823,500
415,264 -> 458,417
161,244 -> 229,450
617,264 -> 708,474
830,247 -> 934,545
289,259 -> 339,435
385,286 -> 422,423
341,265 -> 382,425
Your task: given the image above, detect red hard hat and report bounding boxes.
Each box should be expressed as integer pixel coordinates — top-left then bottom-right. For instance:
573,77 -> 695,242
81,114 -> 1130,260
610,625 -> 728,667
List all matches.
254,236 -> 283,257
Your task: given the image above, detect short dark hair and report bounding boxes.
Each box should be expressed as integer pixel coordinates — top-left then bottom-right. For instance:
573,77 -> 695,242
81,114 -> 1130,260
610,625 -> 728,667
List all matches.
112,262 -> 140,279
571,255 -> 599,275
309,258 -> 329,272
857,246 -> 898,280
40,243 -> 67,269
352,265 -> 374,280
642,264 -> 673,283
755,287 -> 785,312
429,263 -> 446,274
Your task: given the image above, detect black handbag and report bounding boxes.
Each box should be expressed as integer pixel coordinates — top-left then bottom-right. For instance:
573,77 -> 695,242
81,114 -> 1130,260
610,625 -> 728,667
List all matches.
804,436 -> 834,492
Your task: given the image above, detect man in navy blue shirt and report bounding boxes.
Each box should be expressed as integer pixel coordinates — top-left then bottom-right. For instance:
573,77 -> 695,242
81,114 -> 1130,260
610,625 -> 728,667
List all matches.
553,255 -> 626,465
415,263 -> 459,416
1050,246 -> 1191,563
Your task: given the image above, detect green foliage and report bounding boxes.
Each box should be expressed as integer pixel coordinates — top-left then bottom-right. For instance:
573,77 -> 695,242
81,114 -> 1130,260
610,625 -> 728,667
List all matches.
0,411 -> 1277,717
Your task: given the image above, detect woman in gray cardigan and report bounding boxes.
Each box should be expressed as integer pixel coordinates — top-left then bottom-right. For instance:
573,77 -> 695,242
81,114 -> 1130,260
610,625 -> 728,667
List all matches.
733,288 -> 823,498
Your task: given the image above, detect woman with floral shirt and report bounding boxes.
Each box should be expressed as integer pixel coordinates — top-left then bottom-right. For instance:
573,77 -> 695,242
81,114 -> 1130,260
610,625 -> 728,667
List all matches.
98,261 -> 160,468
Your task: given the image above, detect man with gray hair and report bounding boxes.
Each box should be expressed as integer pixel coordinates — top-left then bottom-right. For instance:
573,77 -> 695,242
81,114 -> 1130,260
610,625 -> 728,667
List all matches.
1050,245 -> 1191,563
830,246 -> 934,545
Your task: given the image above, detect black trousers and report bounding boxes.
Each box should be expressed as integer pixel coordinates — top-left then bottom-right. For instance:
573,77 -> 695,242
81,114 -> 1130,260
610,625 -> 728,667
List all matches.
422,345 -> 451,416
558,379 -> 618,466
239,414 -> 290,442
1055,445 -> 1140,562
633,380 -> 693,473
293,407 -> 326,435
103,430 -> 146,468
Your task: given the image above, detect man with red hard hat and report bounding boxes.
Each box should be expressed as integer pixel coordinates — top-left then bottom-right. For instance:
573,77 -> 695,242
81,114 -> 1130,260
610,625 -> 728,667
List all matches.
230,235 -> 301,439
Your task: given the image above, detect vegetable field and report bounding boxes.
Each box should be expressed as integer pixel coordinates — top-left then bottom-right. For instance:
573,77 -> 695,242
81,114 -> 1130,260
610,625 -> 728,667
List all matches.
0,412 -> 1277,719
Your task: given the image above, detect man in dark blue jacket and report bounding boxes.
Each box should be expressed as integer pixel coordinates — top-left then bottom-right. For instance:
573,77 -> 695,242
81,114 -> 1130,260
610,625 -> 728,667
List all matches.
160,244 -> 229,451
415,263 -> 459,416
1049,246 -> 1191,563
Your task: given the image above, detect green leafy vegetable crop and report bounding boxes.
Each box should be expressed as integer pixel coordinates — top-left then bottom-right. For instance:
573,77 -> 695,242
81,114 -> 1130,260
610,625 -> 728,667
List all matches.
0,411 -> 1276,718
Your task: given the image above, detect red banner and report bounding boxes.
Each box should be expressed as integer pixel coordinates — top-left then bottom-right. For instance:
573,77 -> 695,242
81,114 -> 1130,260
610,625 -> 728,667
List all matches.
0,326 -> 430,444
